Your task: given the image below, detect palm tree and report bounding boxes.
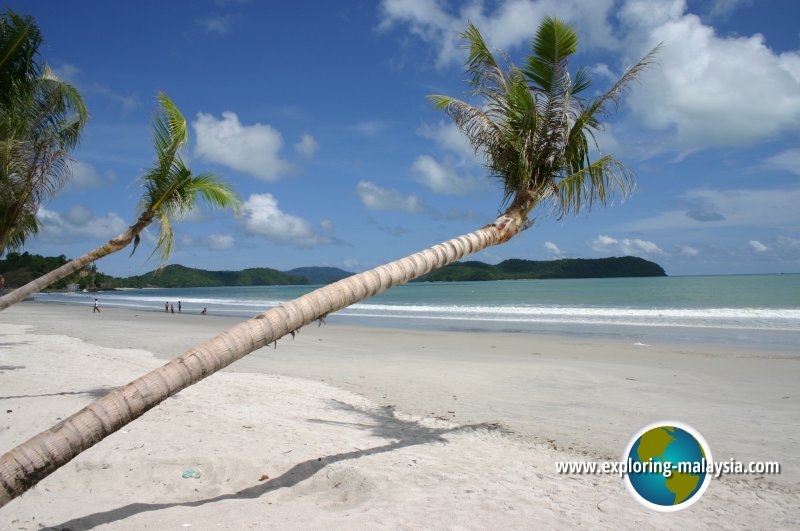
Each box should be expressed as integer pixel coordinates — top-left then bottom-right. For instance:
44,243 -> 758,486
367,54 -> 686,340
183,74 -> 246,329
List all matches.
0,18 -> 658,504
0,92 -> 240,310
0,10 -> 89,257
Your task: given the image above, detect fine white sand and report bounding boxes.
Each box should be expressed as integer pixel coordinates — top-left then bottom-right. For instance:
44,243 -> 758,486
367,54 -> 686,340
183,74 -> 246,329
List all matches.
0,302 -> 797,529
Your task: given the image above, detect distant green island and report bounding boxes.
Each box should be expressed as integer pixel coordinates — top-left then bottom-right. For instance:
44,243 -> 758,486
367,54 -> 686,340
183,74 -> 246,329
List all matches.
415,257 -> 666,282
0,252 -> 665,291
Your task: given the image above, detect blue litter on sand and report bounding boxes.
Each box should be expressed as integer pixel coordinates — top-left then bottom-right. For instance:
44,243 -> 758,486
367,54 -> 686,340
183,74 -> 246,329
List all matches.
182,468 -> 201,479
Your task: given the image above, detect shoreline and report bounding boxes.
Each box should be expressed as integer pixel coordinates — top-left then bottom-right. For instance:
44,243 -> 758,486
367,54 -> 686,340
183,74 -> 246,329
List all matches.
1,301 -> 798,526
26,292 -> 800,353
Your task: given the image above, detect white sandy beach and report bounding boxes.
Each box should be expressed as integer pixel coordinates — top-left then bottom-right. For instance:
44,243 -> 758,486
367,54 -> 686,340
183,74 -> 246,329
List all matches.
0,302 -> 798,529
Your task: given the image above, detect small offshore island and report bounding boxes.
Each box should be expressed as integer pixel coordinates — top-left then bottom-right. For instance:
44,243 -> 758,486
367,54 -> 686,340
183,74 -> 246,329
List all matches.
0,253 -> 665,290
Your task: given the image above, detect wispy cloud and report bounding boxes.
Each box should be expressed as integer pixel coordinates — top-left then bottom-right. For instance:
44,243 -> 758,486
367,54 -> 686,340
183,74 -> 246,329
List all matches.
411,155 -> 479,195
352,120 -> 389,137
622,187 -> 800,231
543,241 -> 564,257
196,15 -> 235,35
765,149 -> 800,175
294,134 -> 318,158
590,234 -> 666,256
37,206 -> 126,243
63,160 -> 117,190
355,181 -> 423,213
53,63 -> 138,112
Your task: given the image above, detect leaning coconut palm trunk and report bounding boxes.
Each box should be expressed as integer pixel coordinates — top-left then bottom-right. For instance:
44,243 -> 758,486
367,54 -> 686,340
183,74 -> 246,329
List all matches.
0,17 -> 655,505
0,214 -> 151,310
0,217 -> 509,505
0,92 -> 238,311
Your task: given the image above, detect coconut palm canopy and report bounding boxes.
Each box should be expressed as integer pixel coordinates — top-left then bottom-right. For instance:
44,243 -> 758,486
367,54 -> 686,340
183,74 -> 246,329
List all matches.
135,92 -> 242,264
0,92 -> 240,310
430,19 -> 659,233
0,18 -> 656,504
0,10 -> 89,257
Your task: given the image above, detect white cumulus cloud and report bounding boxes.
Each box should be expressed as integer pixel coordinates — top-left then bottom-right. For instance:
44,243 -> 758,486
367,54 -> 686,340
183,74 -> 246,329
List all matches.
379,0 -> 617,67
382,0 -> 800,152
294,134 -> 318,158
193,111 -> 292,181
355,181 -> 423,213
620,0 -> 800,150
748,239 -> 768,253
241,193 -> 329,247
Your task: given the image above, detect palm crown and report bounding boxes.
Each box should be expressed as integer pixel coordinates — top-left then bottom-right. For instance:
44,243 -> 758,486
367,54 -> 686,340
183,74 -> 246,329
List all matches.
0,10 -> 88,256
430,18 -> 658,225
135,92 -> 240,264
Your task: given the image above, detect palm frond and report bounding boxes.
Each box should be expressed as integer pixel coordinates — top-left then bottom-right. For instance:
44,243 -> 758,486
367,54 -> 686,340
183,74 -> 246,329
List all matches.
580,44 -> 661,123
523,16 -> 578,94
0,11 -> 41,99
150,92 -> 187,171
148,211 -> 174,267
427,94 -> 501,160
5,207 -> 39,253
551,155 -> 635,218
182,172 -> 241,213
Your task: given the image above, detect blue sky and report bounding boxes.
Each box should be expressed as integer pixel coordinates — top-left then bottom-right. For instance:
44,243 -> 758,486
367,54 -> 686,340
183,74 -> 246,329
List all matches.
8,0 -> 800,277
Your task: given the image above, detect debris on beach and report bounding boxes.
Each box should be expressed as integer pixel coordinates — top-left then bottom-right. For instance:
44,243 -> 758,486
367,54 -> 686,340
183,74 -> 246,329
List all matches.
182,468 -> 201,479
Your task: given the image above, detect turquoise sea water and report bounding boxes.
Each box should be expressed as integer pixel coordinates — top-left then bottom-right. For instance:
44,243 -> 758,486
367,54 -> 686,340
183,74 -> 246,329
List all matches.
33,274 -> 800,348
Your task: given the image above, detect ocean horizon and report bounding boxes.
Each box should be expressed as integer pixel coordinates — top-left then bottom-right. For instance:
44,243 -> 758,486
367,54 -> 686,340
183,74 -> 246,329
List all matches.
32,273 -> 800,351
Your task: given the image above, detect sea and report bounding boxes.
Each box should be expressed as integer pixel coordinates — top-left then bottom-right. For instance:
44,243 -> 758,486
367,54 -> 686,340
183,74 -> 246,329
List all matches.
33,274 -> 800,351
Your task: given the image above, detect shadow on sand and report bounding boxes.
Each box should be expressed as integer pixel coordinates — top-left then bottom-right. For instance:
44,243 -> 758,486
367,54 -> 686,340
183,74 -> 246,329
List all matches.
47,400 -> 503,530
0,386 -> 115,401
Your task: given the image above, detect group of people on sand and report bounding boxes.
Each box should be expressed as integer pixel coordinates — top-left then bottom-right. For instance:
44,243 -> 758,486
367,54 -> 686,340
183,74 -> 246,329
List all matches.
92,298 -> 207,315
164,301 -> 207,315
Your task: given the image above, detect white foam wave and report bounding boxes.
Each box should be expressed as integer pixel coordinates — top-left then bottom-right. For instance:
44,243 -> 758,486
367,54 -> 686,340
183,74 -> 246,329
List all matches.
34,294 -> 800,331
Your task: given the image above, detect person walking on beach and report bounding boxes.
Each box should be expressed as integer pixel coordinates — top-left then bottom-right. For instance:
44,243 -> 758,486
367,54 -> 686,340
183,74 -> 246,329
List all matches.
93,298 -> 100,313
170,304 -> 174,314
201,307 -> 207,315
165,301 -> 169,312
178,301 -> 181,313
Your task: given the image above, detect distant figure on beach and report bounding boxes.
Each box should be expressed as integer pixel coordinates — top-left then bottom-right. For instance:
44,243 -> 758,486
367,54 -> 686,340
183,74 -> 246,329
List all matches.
93,298 -> 100,313
165,301 -> 169,312
202,307 -> 207,315
170,304 -> 174,314
178,301 -> 182,313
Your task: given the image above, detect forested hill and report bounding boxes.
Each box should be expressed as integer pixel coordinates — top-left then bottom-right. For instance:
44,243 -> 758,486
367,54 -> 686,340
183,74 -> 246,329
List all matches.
415,257 -> 666,282
0,254 -> 355,290
111,264 -> 307,288
284,267 -> 352,285
1,253 -> 664,291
